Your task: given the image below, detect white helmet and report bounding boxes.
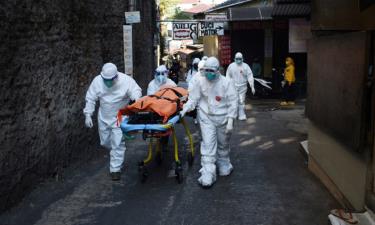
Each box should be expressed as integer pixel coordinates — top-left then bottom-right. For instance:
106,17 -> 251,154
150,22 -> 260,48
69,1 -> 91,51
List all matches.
235,52 -> 243,59
203,57 -> 220,72
101,63 -> 118,79
155,65 -> 168,75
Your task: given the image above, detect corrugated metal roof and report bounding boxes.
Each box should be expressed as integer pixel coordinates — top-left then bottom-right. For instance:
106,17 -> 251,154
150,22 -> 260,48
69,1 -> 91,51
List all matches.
272,3 -> 310,17
229,6 -> 272,21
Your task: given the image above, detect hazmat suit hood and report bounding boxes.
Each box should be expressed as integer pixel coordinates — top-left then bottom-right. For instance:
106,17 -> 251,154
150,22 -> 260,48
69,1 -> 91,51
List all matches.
235,52 -> 243,64
155,65 -> 168,84
203,57 -> 220,81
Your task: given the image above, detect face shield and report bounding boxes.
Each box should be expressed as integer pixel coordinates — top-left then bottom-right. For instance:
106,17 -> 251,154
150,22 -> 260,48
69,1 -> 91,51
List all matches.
154,71 -> 167,84
235,57 -> 243,64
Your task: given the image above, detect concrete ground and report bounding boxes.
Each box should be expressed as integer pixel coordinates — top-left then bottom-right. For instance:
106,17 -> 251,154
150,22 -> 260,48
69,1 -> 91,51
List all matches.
0,100 -> 338,225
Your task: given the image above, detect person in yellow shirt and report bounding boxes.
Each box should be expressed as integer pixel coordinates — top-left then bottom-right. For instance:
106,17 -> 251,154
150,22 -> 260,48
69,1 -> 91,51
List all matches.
280,57 -> 296,106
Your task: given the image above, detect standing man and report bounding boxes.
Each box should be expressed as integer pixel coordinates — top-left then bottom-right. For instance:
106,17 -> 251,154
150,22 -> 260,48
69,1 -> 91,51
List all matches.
280,57 -> 296,106
226,52 -> 255,121
180,57 -> 238,188
84,63 -> 142,181
147,65 -> 176,95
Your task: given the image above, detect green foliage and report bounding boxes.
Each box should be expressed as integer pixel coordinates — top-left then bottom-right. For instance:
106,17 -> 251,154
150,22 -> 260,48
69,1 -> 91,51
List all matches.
159,0 -> 179,19
172,8 -> 192,19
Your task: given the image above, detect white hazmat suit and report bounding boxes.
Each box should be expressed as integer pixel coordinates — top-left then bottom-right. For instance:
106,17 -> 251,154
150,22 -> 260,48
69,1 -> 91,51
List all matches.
84,63 -> 142,175
181,57 -> 238,187
147,65 -> 176,95
186,58 -> 200,84
226,52 -> 255,120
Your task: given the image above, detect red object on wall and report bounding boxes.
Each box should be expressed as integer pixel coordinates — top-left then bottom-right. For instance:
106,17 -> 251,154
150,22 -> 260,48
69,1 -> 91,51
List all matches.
218,35 -> 232,66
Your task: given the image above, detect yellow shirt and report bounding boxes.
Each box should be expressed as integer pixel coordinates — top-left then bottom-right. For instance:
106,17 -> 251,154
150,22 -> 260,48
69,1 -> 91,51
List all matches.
284,65 -> 295,84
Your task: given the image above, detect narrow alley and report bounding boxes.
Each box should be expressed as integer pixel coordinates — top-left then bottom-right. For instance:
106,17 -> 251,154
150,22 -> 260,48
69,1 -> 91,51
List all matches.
0,101 -> 338,225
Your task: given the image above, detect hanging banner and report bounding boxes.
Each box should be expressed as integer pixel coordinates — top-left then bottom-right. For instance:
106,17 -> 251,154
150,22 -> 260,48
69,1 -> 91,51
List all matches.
205,13 -> 227,21
123,25 -> 133,75
199,22 -> 225,37
172,22 -> 224,40
172,22 -> 198,40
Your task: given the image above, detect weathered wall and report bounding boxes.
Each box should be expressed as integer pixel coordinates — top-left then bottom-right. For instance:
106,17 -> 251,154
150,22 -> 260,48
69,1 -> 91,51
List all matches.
0,0 -> 155,211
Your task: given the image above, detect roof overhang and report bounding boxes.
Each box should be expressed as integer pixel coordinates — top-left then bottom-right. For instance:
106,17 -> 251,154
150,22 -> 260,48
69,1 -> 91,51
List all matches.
228,7 -> 273,21
272,2 -> 310,17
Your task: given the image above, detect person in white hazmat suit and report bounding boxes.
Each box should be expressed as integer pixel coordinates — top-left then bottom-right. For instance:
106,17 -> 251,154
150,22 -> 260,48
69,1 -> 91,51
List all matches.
188,60 -> 206,124
180,57 -> 238,188
84,63 -> 142,181
147,65 -> 176,95
186,58 -> 200,84
226,52 -> 255,121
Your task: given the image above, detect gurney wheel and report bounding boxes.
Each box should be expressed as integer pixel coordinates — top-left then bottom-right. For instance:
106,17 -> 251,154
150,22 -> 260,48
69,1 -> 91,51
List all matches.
175,162 -> 183,184
187,152 -> 194,167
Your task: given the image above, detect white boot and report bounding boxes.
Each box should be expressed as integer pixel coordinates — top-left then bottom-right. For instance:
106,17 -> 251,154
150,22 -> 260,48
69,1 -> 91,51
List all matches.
217,162 -> 233,176
198,168 -> 216,187
238,105 -> 247,121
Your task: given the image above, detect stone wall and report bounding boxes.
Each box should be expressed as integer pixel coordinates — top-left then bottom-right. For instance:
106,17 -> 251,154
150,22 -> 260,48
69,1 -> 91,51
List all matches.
0,0 -> 155,211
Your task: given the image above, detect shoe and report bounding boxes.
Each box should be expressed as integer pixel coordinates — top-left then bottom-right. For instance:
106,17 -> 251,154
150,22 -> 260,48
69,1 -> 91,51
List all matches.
198,170 -> 216,188
287,101 -> 295,106
280,101 -> 288,106
110,172 -> 121,181
218,163 -> 233,176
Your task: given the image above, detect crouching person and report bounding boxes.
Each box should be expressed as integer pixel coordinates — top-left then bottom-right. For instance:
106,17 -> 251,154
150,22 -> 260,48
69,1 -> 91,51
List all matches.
180,57 -> 238,188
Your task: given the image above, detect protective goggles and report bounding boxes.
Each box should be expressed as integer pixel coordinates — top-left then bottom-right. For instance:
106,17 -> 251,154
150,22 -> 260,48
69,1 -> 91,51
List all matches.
203,68 -> 217,73
235,58 -> 243,61
155,71 -> 168,76
101,74 -> 118,81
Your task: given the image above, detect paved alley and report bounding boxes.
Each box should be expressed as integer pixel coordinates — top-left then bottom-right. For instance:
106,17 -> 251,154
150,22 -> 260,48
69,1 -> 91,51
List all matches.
0,101 -> 338,225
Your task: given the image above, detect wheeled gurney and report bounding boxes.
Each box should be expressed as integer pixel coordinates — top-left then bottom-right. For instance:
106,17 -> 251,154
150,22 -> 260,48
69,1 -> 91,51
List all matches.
118,87 -> 195,183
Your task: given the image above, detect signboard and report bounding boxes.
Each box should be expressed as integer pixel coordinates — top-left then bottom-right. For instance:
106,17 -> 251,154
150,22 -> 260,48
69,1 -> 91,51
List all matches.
289,18 -> 312,53
172,22 -> 198,40
205,13 -> 227,21
199,22 -> 224,36
125,11 -> 141,24
123,25 -> 133,75
172,22 -> 224,40
218,35 -> 231,66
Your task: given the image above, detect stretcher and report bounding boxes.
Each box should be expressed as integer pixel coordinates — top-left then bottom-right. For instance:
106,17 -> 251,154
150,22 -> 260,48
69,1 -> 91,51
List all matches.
118,87 -> 195,184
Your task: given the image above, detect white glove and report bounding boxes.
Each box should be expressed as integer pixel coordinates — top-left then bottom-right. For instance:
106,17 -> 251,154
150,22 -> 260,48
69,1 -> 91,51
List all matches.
85,115 -> 93,128
225,118 -> 234,134
179,108 -> 188,118
251,87 -> 255,95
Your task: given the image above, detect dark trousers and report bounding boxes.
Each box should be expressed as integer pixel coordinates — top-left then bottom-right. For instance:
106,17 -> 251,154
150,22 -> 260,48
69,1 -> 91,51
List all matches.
283,83 -> 296,101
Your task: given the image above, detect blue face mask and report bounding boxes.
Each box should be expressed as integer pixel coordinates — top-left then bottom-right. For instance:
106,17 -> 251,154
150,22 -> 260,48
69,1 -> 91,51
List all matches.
156,75 -> 166,84
235,58 -> 243,64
